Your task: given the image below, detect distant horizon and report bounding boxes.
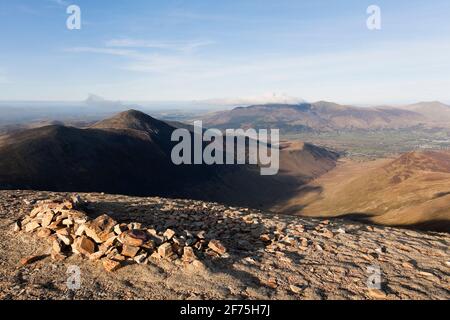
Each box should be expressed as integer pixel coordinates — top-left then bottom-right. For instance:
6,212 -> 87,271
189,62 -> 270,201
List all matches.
0,94 -> 449,109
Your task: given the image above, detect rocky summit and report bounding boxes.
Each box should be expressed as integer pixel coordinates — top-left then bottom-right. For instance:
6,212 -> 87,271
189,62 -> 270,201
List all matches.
14,196 -> 229,272
0,190 -> 449,300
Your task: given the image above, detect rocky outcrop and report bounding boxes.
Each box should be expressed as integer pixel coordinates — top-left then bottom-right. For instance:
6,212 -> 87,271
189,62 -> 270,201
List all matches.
16,196 -> 229,272
0,190 -> 448,300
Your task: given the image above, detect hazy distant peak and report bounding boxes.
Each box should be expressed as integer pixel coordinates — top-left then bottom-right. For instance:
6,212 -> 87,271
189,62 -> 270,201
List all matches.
84,94 -> 126,110
85,94 -> 107,103
311,101 -> 350,111
399,101 -> 450,122
407,101 -> 450,108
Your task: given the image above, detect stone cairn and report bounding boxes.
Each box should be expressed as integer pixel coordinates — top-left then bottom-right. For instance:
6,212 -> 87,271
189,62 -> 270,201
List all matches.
14,196 -> 228,272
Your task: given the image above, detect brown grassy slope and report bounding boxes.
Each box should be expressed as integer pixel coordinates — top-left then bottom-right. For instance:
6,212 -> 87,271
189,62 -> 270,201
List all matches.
400,101 -> 450,124
276,151 -> 450,232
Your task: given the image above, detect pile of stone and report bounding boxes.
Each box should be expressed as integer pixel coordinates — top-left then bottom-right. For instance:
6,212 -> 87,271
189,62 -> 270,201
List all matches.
15,196 -> 228,272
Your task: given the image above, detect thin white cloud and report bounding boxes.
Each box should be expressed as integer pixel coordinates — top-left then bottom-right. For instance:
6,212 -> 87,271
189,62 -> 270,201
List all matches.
65,47 -> 139,58
47,0 -> 69,7
106,39 -> 214,53
198,93 -> 305,106
65,38 -> 215,73
67,39 -> 450,80
66,37 -> 214,65
63,38 -> 450,103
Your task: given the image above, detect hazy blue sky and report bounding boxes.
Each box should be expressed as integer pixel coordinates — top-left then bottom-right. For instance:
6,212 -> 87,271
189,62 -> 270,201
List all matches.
1,0 -> 450,104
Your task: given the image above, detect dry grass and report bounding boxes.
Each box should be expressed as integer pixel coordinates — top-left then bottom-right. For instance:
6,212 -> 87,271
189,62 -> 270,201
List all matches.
274,151 -> 450,232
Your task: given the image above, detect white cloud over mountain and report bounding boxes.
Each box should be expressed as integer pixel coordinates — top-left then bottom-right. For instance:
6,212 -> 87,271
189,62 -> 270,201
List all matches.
197,93 -> 305,106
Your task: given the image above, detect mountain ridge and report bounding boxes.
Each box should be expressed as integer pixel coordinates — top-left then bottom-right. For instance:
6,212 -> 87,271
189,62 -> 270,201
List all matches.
0,110 -> 338,209
202,101 -> 447,132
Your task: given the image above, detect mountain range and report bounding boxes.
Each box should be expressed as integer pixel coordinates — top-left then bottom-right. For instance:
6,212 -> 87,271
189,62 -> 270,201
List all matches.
1,108 -> 449,232
0,110 -> 338,208
202,101 -> 450,132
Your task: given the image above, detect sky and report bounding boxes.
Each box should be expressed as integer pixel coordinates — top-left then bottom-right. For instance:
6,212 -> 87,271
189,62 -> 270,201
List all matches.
0,0 -> 450,105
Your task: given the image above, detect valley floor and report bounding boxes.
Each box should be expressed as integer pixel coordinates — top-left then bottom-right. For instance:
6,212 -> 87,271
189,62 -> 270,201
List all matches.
0,190 -> 448,300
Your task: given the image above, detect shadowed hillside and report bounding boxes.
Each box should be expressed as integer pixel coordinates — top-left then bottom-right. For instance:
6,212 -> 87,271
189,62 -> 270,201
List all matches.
0,110 -> 338,209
